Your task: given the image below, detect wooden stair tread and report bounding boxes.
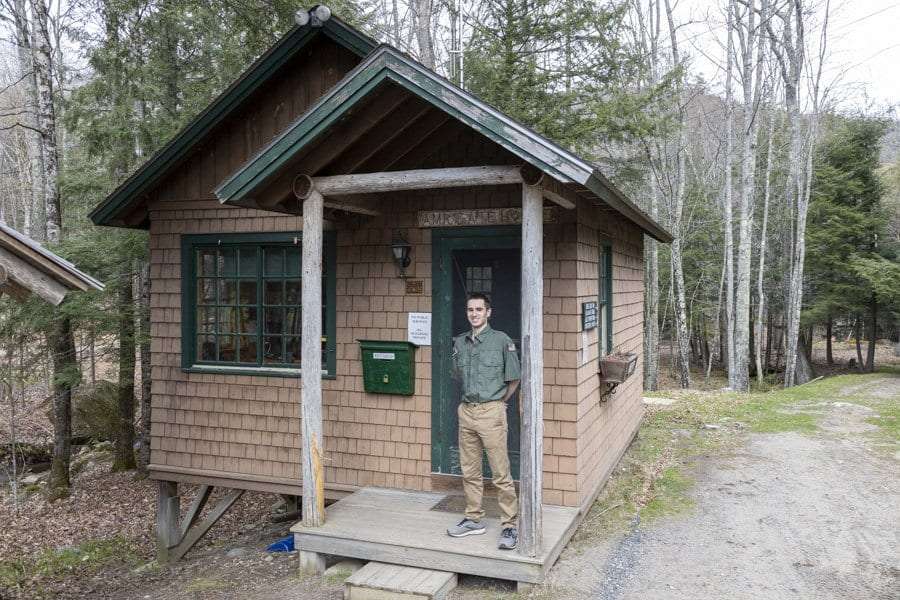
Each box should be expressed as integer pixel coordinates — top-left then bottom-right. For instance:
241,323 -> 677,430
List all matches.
345,562 -> 457,600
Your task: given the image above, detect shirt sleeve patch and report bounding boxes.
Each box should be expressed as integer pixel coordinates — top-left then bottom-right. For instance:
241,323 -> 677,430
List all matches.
507,343 -> 516,352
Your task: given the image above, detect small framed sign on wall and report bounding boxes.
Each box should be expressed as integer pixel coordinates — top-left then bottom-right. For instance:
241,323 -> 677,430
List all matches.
582,301 -> 598,330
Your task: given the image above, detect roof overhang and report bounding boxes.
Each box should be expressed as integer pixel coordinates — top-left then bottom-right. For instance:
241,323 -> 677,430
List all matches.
216,45 -> 673,243
0,224 -> 104,305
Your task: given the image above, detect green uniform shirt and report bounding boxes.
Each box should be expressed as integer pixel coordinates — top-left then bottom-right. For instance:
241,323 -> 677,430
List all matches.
452,324 -> 521,403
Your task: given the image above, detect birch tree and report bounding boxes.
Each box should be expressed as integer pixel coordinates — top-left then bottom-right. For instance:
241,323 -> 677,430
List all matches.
731,0 -> 769,390
767,0 -> 830,386
723,0 -> 737,387
413,0 -> 436,68
663,0 -> 691,388
755,103 -> 777,386
28,0 -> 80,498
8,0 -> 45,239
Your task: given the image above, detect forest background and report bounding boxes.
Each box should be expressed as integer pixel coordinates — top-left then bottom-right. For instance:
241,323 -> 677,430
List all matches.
0,0 -> 898,499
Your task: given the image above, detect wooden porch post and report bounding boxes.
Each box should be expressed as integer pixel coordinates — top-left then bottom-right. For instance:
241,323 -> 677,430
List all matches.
519,182 -> 544,557
301,187 -> 325,527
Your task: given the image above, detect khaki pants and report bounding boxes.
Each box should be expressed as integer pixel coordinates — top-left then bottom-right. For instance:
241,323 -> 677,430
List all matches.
458,400 -> 518,528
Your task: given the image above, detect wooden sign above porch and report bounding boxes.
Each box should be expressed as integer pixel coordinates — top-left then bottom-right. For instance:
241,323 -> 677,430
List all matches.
417,208 -> 558,228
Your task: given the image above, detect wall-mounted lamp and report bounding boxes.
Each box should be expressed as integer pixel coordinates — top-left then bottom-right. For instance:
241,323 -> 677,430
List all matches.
391,233 -> 412,278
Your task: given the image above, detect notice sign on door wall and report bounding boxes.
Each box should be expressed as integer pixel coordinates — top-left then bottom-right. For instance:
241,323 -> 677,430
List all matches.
408,312 -> 432,346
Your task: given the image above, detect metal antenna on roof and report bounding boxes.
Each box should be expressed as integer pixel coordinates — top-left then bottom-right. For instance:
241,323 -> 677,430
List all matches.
296,5 -> 332,28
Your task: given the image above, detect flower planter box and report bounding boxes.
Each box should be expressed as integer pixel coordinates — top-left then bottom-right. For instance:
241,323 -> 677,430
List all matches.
599,352 -> 638,384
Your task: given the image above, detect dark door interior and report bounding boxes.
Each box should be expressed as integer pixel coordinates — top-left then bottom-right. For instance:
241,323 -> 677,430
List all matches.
432,228 -> 521,480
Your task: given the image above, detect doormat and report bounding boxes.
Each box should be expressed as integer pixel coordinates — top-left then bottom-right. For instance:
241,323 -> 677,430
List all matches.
431,494 -> 503,518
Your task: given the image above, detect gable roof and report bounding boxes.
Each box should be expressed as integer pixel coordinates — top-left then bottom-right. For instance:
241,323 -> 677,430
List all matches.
215,45 -> 672,243
89,13 -> 377,228
0,223 -> 104,305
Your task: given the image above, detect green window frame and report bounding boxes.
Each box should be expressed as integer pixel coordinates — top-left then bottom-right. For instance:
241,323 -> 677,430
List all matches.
181,232 -> 336,378
598,242 -> 613,356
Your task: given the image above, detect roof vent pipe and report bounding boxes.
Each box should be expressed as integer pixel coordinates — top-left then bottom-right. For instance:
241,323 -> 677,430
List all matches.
296,5 -> 332,27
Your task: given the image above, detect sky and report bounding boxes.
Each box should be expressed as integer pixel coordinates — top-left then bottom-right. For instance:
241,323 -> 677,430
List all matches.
674,0 -> 900,113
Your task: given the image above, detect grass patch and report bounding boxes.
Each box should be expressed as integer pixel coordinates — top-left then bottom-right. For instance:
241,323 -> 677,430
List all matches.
323,567 -> 353,585
185,577 -> 231,593
0,537 -> 140,592
866,403 -> 900,439
641,467 -> 694,520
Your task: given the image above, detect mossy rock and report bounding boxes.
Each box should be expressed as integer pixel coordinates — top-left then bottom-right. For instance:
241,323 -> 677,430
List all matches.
72,381 -> 119,442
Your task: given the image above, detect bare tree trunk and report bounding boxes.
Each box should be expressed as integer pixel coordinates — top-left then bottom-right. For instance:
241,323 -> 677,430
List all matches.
733,0 -> 768,391
764,311 -> 773,372
390,0 -> 402,47
13,0 -> 45,240
48,316 -> 75,499
795,332 -> 815,384
138,261 -> 152,473
413,0 -> 436,69
114,268 -> 137,471
866,295 -> 877,372
776,0 -> 829,387
29,0 -> 60,243
663,0 -> 691,388
644,209 -> 659,390
854,315 -> 864,372
89,328 -> 96,384
755,106 -> 776,386
708,253 -> 725,382
825,315 -> 833,365
31,0 -> 75,498
723,0 -> 737,388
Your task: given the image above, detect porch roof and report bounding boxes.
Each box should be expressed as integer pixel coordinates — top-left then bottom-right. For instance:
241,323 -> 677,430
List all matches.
215,45 -> 673,243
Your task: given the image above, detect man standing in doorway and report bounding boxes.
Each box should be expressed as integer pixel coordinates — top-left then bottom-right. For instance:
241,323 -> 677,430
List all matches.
446,292 -> 521,550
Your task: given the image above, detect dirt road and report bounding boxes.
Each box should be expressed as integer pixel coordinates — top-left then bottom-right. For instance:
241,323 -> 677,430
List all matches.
544,376 -> 899,600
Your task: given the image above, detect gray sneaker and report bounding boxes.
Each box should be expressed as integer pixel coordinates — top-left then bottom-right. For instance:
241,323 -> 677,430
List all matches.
498,527 -> 517,550
447,518 -> 486,537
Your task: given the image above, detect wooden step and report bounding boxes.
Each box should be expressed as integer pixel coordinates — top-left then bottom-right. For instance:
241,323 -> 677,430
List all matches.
344,562 -> 457,600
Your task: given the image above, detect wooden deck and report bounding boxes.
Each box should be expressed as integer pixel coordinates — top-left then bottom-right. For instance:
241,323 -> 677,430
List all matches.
290,487 -> 580,584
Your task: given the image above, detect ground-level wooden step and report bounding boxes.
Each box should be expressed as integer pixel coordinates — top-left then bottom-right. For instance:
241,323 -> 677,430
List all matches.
345,562 -> 457,600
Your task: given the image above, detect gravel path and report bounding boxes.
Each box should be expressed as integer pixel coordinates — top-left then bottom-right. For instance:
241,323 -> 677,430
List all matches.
549,398 -> 900,600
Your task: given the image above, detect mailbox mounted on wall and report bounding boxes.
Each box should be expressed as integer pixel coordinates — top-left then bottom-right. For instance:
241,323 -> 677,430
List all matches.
358,340 -> 416,395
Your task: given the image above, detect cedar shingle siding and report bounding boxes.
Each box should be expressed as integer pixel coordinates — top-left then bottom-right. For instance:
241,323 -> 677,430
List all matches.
145,35 -> 646,509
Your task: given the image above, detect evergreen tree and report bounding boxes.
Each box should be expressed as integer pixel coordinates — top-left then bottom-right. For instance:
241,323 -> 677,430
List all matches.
806,116 -> 896,371
463,0 -> 668,162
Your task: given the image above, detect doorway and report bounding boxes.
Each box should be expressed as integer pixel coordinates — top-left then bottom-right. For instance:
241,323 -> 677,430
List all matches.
431,227 -> 521,479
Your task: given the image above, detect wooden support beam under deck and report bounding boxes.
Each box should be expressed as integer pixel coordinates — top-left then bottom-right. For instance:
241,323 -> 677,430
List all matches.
300,188 -> 326,527
519,182 -> 544,557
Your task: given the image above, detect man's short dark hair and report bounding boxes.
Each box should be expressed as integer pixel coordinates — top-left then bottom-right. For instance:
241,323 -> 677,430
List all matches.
466,292 -> 491,308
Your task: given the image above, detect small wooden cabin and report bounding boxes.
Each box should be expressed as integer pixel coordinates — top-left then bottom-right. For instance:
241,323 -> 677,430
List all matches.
90,6 -> 671,585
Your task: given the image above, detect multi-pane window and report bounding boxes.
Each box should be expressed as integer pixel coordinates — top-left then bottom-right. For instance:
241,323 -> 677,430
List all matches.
183,233 -> 335,376
465,266 -> 492,293
598,243 -> 613,356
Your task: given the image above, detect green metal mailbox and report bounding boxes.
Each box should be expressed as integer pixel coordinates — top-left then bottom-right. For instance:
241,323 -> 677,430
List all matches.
358,340 -> 416,395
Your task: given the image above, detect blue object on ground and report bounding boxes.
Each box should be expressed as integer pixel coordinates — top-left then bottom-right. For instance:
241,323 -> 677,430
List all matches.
266,535 -> 295,552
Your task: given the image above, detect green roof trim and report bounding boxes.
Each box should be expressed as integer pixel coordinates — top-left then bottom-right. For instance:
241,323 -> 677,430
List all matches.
89,16 -> 376,227
216,46 -> 673,243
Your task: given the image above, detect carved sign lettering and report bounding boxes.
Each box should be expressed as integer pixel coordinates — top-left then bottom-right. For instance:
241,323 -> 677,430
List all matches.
417,207 -> 558,228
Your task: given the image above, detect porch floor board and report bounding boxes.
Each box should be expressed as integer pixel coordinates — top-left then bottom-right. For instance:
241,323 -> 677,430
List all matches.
291,487 -> 579,584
